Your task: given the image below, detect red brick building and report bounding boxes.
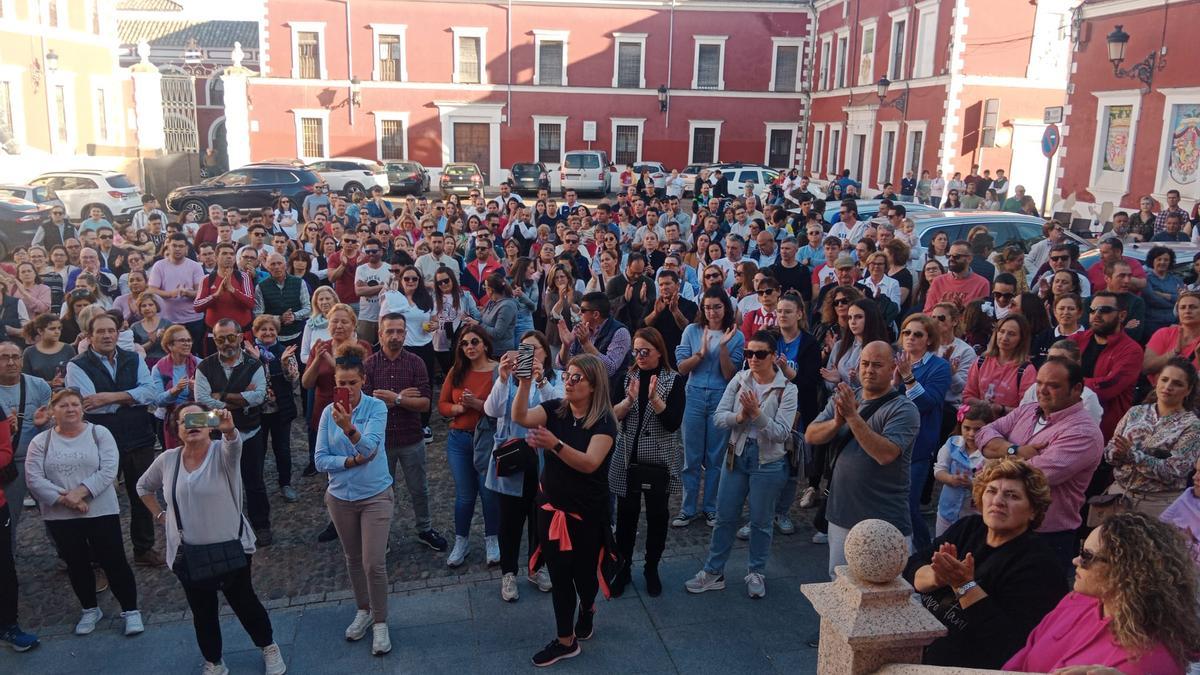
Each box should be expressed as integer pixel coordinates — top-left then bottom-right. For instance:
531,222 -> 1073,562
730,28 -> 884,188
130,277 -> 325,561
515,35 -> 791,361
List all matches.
803,0 -> 1075,204
244,0 -> 810,185
1056,0 -> 1198,217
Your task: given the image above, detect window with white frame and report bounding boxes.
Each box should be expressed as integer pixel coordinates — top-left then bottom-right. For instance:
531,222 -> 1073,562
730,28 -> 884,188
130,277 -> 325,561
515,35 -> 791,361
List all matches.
1153,94 -> 1200,198
44,0 -> 63,27
812,127 -> 825,176
766,124 -> 795,168
208,77 -> 224,107
370,25 -> 408,82
452,27 -> 487,84
835,33 -> 849,89
905,123 -> 926,175
889,15 -> 907,81
913,0 -> 938,78
534,30 -> 568,86
613,33 -> 646,89
290,22 -> 327,80
612,118 -> 644,166
52,84 -> 69,145
0,82 -> 12,143
878,124 -> 898,185
771,38 -> 803,93
818,38 -> 831,91
380,119 -> 405,159
980,98 -> 1000,148
94,88 -> 110,142
693,36 -> 727,91
294,110 -> 330,161
858,22 -> 877,86
689,121 -> 722,164
829,127 -> 843,173
0,68 -> 23,151
533,115 -> 566,165
1087,91 -> 1140,203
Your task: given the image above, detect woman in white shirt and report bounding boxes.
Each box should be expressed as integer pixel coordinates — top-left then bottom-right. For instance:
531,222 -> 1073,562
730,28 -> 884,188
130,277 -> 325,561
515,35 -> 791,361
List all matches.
381,265 -> 437,434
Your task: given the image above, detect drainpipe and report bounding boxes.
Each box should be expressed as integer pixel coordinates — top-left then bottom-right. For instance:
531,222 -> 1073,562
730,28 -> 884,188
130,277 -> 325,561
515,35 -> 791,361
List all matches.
665,0 -> 675,129
327,0 -> 354,127
507,0 -> 512,128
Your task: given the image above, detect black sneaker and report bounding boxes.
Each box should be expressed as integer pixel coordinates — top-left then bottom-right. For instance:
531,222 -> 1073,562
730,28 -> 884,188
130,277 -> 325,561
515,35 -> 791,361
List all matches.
302,463 -> 318,478
532,638 -> 580,667
574,606 -> 595,641
423,426 -> 433,442
418,529 -> 448,552
703,512 -> 718,527
317,522 -> 339,543
254,528 -> 273,547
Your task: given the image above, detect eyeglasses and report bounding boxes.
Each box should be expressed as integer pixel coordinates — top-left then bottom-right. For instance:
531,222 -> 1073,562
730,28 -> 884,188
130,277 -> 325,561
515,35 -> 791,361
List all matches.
1090,305 -> 1118,315
363,249 -> 381,256
900,329 -> 926,338
437,278 -> 452,286
565,238 -> 579,244
460,338 -> 482,347
948,253 -> 970,260
402,276 -> 420,282
174,338 -> 193,345
563,372 -> 586,384
703,273 -> 722,280
632,348 -> 655,359
992,291 -> 1014,300
757,288 -> 777,296
1078,544 -> 1108,569
931,314 -> 950,323
99,235 -> 113,240
214,334 -> 240,343
744,349 -> 773,360
1049,255 -> 1070,262
341,239 -> 356,244
833,298 -> 851,307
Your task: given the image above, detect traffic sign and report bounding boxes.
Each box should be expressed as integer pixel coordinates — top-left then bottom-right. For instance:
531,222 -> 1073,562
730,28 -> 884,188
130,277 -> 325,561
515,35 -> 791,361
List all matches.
1042,124 -> 1061,158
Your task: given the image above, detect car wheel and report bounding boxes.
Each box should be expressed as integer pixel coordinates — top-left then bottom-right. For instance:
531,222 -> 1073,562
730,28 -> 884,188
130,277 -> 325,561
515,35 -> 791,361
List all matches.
82,203 -> 113,222
180,199 -> 207,222
343,182 -> 365,199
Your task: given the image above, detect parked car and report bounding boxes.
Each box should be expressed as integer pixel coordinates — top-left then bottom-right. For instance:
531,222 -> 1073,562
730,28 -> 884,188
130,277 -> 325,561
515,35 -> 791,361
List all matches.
680,163 -> 710,196
164,162 -> 323,221
559,150 -> 611,196
630,162 -> 669,191
0,184 -> 64,213
0,196 -> 53,258
910,211 -> 1097,256
509,162 -> 550,195
28,170 -> 142,223
385,161 -> 429,195
440,163 -> 484,197
1079,240 -> 1198,277
709,162 -> 782,199
307,157 -> 389,198
802,199 -> 939,223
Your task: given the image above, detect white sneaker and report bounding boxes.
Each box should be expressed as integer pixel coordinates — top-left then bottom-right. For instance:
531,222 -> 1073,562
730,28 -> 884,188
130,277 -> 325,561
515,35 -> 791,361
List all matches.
799,486 -> 817,509
745,572 -> 766,599
736,524 -> 751,540
501,573 -> 519,602
684,570 -> 726,594
528,566 -> 553,592
447,535 -> 469,568
262,643 -> 286,675
345,609 -> 372,641
74,607 -> 103,635
371,623 -> 391,656
202,661 -> 229,675
775,515 -> 796,535
485,535 -> 500,566
811,531 -> 828,544
121,610 -> 144,636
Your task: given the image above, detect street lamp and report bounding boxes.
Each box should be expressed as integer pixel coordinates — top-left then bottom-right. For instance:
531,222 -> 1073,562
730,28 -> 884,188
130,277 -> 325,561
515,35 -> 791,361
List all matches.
657,84 -> 668,113
45,49 -> 59,73
1106,24 -> 1165,93
349,76 -> 362,108
876,77 -> 907,113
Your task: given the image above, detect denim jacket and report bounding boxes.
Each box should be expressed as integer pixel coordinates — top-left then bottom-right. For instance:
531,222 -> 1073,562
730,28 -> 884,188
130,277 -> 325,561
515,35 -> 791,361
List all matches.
714,368 -> 798,465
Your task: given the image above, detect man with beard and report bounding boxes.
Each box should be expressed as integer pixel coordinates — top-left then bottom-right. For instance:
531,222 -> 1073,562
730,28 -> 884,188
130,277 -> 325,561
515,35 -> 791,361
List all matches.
195,318 -> 272,544
770,236 -> 813,304
254,253 -> 310,348
923,241 -> 991,312
644,271 -> 697,368
1071,291 -> 1143,442
149,233 -> 207,350
65,313 -> 163,565
363,313 -> 447,552
607,252 -> 656,330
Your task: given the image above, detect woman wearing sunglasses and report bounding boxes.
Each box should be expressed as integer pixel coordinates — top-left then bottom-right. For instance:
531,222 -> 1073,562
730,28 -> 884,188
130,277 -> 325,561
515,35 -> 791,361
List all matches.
431,267 -> 480,376
963,314 -> 1037,417
436,326 -> 500,567
903,459 -> 1067,669
685,329 -> 798,599
1006,512 -> 1200,673
382,264 -> 437,435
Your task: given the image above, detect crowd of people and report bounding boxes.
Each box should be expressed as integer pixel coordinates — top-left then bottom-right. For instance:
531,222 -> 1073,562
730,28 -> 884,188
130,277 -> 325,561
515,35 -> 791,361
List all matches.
0,168 -> 1197,673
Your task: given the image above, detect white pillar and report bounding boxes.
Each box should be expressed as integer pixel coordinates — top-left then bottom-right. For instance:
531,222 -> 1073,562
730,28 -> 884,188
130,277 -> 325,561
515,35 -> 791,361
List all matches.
131,70 -> 164,153
222,71 -> 251,170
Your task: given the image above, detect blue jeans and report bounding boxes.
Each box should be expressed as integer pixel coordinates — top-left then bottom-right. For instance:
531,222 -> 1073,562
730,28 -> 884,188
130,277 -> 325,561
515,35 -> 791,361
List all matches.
681,386 -> 732,517
909,458 -> 932,551
514,312 -> 533,349
704,440 -> 788,575
775,469 -> 799,517
446,428 -> 499,538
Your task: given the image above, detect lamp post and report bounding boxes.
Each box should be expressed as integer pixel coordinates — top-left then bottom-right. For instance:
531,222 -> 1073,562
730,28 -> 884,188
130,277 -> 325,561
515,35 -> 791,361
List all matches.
45,49 -> 59,73
657,84 -> 669,113
876,77 -> 908,113
350,76 -> 362,108
1106,24 -> 1165,93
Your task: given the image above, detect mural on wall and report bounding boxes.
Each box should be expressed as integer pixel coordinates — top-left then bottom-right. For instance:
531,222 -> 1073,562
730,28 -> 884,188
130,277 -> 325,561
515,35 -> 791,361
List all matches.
1103,105 -> 1132,173
1168,104 -> 1200,185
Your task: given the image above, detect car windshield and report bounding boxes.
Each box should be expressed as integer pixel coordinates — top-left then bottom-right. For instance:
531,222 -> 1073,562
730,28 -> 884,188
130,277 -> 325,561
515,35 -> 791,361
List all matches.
388,163 -> 415,172
445,165 -> 478,176
565,154 -> 600,169
105,175 -> 135,189
513,164 -> 540,175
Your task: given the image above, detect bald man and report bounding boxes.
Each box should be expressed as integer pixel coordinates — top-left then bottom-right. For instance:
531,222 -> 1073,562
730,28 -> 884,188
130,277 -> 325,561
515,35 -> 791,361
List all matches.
254,251 -> 311,345
806,341 -> 920,579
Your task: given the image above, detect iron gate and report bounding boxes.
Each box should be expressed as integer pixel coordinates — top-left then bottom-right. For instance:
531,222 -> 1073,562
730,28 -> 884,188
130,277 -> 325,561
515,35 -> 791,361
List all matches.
161,74 -> 199,154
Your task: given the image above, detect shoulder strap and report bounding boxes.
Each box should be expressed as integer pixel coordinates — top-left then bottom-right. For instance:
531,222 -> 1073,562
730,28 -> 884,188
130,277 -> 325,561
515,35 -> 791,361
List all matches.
10,375 -> 26,443
1016,361 -> 1030,385
976,354 -> 986,369
828,388 -> 904,475
170,446 -> 244,540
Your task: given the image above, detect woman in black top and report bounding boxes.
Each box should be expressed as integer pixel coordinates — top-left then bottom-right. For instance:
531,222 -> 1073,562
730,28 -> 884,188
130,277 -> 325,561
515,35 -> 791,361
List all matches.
609,328 -> 685,599
512,353 -> 617,668
902,458 -> 1067,669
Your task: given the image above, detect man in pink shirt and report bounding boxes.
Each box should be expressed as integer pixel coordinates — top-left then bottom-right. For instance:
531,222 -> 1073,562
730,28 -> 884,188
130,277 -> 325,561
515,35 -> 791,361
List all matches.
1085,238 -> 1146,294
923,240 -> 991,312
147,233 -> 207,353
977,357 -> 1104,574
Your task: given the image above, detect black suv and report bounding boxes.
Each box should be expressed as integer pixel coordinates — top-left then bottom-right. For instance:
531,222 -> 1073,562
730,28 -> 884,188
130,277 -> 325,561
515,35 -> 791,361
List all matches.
165,163 -> 323,220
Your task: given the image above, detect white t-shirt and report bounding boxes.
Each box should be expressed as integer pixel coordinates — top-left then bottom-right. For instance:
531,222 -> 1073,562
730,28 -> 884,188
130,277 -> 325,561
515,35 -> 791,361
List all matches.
354,263 -> 391,321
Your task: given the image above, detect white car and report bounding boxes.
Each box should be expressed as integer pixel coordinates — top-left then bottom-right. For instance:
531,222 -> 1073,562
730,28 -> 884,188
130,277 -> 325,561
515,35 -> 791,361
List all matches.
308,157 -> 389,198
630,162 -> 669,190
710,163 -> 782,200
29,170 -> 142,223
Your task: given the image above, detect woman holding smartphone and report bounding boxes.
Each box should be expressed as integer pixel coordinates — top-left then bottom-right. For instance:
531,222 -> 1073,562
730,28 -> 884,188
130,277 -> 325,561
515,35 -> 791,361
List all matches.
436,326 -> 500,567
314,343 -> 393,656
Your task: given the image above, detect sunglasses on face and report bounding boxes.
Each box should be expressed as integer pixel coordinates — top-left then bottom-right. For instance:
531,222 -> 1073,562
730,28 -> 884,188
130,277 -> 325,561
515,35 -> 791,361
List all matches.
744,349 -> 773,360
402,276 -> 420,282
563,372 -> 586,384
632,348 -> 656,359
460,338 -> 483,347
1050,255 -> 1070,262
1077,544 -> 1108,569
757,288 -> 777,296
704,273 -> 722,280
931,314 -> 950,322
214,334 -> 240,343
900,329 -> 926,338
1090,305 -> 1118,315
437,278 -> 452,286
99,235 -> 113,240
834,298 -> 850,307
993,291 -> 1014,300
363,249 -> 381,256
342,239 -> 355,245
948,253 -> 970,260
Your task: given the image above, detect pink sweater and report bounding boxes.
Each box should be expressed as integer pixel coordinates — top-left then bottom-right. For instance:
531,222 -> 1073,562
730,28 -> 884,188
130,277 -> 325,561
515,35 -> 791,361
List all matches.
1004,593 -> 1181,674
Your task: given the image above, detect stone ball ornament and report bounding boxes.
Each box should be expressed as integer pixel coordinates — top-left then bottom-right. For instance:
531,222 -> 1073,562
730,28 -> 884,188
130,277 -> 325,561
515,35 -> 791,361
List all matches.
844,518 -> 907,583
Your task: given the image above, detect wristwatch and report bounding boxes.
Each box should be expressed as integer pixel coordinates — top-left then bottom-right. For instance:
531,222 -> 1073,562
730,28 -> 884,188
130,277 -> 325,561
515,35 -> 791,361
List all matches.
552,441 -> 564,454
955,580 -> 978,597
1006,444 -> 1019,457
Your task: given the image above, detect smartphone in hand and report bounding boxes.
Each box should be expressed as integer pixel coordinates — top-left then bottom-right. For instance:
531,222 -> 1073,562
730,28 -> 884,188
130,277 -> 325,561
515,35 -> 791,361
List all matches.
516,342 -> 535,379
333,386 -> 351,411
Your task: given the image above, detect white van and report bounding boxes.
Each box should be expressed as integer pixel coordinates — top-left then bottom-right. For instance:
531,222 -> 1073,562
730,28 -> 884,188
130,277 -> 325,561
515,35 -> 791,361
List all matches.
559,150 -> 611,196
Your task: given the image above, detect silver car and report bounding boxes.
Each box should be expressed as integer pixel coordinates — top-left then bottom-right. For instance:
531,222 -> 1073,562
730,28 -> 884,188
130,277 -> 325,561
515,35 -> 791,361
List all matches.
910,211 -> 1096,254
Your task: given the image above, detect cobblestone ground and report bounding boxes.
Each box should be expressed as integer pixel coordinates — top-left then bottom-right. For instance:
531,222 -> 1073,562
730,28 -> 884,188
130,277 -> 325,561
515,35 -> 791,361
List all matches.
14,408 -> 825,631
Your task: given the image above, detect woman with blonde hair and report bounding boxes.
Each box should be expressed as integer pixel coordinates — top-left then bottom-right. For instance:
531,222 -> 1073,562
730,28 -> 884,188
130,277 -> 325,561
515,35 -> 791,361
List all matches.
152,324 -> 200,450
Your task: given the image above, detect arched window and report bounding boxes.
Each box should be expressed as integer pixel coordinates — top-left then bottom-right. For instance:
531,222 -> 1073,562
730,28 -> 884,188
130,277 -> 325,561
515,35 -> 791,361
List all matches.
208,77 -> 224,107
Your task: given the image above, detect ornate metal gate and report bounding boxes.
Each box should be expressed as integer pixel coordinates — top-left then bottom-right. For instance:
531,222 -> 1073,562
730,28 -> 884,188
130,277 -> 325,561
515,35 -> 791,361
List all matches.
160,74 -> 199,154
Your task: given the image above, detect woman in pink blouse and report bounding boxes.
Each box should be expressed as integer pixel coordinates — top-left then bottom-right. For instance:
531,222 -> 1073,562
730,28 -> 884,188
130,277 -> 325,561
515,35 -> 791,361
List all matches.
1004,512 -> 1200,674
962,314 -> 1038,416
9,262 -> 50,316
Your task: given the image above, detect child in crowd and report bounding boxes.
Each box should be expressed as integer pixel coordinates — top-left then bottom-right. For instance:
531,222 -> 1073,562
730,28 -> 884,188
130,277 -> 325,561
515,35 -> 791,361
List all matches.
933,402 -> 996,535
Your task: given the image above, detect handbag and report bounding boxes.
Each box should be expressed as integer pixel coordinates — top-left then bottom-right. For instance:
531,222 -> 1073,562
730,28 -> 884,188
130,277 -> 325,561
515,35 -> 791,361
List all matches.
625,371 -> 670,496
0,375 -> 24,485
1086,491 -> 1133,528
493,437 -> 535,476
170,450 -> 248,589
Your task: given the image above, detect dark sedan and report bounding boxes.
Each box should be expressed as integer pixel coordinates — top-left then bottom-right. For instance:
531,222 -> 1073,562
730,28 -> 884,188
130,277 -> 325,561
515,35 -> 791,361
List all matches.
510,162 -> 550,195
165,163 -> 323,221
0,196 -> 53,259
440,163 -> 484,197
386,161 -> 429,195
